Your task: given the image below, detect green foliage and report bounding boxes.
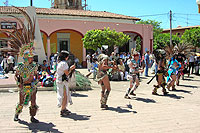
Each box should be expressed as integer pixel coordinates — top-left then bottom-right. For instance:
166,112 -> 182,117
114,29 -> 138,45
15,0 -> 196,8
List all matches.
82,27 -> 130,51
154,33 -> 181,49
136,19 -> 164,50
181,27 -> 200,48
136,37 -> 141,51
137,19 -> 163,35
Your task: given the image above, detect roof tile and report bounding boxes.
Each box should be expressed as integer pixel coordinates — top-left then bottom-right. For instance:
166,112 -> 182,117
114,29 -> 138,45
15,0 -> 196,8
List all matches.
0,6 -> 140,20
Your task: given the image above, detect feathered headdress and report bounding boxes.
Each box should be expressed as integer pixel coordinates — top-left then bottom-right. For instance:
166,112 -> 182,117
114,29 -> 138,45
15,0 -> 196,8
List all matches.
0,7 -> 36,58
173,43 -> 194,57
164,43 -> 194,59
164,44 -> 175,59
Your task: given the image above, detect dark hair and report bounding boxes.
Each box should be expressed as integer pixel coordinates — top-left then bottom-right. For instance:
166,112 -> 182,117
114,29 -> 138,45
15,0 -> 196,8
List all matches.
59,50 -> 69,61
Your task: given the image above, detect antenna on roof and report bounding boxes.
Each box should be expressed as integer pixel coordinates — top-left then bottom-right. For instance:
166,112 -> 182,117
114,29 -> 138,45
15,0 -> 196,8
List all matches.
3,0 -> 8,6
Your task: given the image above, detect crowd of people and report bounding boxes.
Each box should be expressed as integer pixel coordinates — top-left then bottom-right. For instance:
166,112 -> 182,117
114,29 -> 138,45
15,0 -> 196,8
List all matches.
85,49 -> 200,108
0,49 -> 199,121
1,5 -> 200,124
86,50 -> 199,81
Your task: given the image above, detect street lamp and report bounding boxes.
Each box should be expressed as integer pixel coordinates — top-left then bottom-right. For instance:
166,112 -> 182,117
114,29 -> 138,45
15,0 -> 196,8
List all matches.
197,0 -> 200,13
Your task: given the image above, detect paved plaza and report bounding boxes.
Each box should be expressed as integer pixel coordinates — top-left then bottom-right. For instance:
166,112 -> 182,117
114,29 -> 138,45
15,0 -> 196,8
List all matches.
0,69 -> 200,133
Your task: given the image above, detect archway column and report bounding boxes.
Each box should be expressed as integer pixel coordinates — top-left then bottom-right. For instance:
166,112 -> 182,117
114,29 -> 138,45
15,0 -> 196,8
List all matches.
47,36 -> 51,62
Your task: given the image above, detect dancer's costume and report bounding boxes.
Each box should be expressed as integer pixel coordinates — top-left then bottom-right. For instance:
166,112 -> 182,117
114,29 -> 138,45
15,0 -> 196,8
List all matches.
124,57 -> 139,98
97,54 -> 110,108
176,54 -> 185,84
152,59 -> 168,95
152,49 -> 168,95
167,57 -> 181,82
0,7 -> 39,122
15,50 -> 39,120
124,51 -> 142,98
166,57 -> 181,90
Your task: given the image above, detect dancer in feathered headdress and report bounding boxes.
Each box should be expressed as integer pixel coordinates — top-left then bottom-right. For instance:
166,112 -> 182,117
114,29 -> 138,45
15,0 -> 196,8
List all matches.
97,52 -> 118,109
164,44 -> 181,91
0,7 -> 39,123
151,49 -> 169,95
124,51 -> 144,99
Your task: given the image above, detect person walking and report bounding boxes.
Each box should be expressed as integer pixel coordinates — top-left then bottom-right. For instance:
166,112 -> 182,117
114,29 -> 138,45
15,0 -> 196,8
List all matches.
144,50 -> 150,76
56,50 -> 76,116
86,53 -> 92,71
188,54 -> 195,77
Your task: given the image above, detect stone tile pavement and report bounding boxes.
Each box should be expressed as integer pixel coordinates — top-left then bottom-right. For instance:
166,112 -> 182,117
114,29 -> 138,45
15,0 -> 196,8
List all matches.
0,69 -> 200,132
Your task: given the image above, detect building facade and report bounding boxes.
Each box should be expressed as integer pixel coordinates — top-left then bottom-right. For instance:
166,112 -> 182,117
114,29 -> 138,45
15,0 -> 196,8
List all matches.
0,6 -> 153,65
162,25 -> 200,37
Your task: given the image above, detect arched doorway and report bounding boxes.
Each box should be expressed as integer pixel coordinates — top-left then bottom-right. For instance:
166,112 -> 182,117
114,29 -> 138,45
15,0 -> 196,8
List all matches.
118,31 -> 143,54
49,29 -> 84,63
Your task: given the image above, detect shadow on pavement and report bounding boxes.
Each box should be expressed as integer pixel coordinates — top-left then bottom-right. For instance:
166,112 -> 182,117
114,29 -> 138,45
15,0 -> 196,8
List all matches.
140,77 -> 148,79
71,93 -> 88,97
62,113 -> 91,121
132,97 -> 156,103
18,119 -> 62,133
183,77 -> 200,82
107,106 -> 137,114
178,84 -> 198,89
162,93 -> 184,99
171,89 -> 192,94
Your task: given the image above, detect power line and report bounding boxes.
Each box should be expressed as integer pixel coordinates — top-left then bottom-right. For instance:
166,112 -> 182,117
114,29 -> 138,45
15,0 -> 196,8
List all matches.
174,16 -> 200,22
174,13 -> 200,16
135,13 -> 168,17
134,12 -> 200,29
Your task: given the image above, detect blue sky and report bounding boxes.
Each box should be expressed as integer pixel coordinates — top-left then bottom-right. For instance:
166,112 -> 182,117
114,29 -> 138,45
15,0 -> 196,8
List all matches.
0,0 -> 199,29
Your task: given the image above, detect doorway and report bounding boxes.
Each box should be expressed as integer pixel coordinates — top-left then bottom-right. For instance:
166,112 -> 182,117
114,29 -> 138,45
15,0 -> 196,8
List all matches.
58,39 -> 70,52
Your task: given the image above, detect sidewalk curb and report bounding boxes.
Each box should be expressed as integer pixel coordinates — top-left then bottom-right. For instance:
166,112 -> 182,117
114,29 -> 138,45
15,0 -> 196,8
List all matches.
0,86 -> 54,93
0,84 -> 17,88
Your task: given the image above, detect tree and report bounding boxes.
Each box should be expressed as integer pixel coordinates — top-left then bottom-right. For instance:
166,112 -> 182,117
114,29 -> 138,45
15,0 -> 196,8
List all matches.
137,19 -> 163,35
154,33 -> 181,49
136,19 -> 163,50
181,27 -> 200,48
82,27 -> 130,51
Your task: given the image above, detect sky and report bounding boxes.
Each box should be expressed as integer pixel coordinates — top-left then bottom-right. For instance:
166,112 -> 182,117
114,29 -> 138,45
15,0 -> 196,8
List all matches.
0,0 -> 200,29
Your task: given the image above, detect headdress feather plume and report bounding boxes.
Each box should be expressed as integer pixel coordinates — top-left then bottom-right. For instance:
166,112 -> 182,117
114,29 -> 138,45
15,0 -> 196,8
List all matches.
0,6 -> 36,56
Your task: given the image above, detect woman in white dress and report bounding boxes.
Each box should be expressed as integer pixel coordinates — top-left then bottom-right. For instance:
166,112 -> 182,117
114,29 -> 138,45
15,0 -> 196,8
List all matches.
56,51 -> 76,116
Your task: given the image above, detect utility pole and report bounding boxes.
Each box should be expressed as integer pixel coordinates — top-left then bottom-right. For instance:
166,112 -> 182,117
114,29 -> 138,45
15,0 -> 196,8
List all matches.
170,10 -> 172,46
30,0 -> 33,6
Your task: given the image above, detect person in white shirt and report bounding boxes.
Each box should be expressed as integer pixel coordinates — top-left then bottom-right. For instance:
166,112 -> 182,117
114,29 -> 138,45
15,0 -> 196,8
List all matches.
188,54 -> 195,77
86,53 -> 91,71
56,51 -> 76,117
1,54 -> 7,73
7,54 -> 15,73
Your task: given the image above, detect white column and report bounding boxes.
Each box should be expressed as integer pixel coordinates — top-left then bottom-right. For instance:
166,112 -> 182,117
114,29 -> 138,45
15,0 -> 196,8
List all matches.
47,36 -> 51,62
25,6 -> 46,64
83,47 -> 86,61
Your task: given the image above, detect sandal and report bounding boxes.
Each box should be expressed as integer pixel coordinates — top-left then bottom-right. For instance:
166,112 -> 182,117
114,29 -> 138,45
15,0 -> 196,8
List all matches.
101,104 -> 108,109
60,109 -> 70,117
